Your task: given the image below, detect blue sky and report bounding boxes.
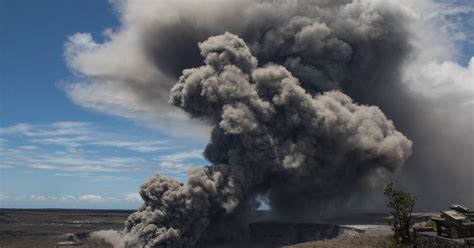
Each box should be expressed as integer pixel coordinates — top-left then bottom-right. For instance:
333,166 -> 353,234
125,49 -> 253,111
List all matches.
0,0 -> 472,209
0,0 -> 207,209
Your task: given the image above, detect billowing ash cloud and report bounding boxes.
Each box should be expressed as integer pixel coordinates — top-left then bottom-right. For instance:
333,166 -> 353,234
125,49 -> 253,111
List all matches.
121,32 -> 412,247
65,0 -> 474,210
124,166 -> 241,247
65,0 -> 415,136
64,1 -> 474,246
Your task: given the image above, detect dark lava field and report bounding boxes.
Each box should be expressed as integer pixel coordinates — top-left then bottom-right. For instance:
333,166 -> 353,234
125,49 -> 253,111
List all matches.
0,208 -> 132,247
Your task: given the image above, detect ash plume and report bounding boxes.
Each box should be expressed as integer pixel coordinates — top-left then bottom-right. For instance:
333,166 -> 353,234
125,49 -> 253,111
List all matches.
123,32 -> 412,247
63,0 -> 474,246
65,0 -> 473,209
124,166 -> 241,247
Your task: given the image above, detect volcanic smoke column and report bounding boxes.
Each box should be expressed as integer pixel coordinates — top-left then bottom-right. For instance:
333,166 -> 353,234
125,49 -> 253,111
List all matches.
124,32 -> 412,247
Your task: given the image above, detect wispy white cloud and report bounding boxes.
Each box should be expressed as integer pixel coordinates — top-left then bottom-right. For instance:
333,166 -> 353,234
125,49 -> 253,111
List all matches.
62,195 -> 77,201
124,192 -> 142,202
17,145 -> 39,150
0,121 -> 206,177
78,194 -> 104,203
154,150 -> 205,174
31,136 -> 94,148
157,150 -> 203,163
12,194 -> 103,203
0,193 -> 144,205
0,123 -> 33,135
88,175 -> 138,182
0,122 -> 92,137
90,140 -> 172,153
0,122 -> 172,153
0,145 -> 150,173
0,193 -> 11,201
29,195 -> 59,201
426,1 -> 474,45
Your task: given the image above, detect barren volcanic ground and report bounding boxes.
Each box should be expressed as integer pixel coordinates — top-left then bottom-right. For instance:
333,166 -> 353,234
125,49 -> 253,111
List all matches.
0,209 -> 132,247
0,209 -> 434,247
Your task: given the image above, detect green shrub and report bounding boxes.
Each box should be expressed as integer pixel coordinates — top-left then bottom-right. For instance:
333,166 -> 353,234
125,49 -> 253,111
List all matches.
384,183 -> 416,248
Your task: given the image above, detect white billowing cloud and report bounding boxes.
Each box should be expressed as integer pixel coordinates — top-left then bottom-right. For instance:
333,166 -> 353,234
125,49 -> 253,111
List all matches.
64,29 -> 210,139
404,57 -> 474,106
65,32 -> 160,86
392,0 -> 474,208
400,0 -> 474,106
78,194 -> 104,203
